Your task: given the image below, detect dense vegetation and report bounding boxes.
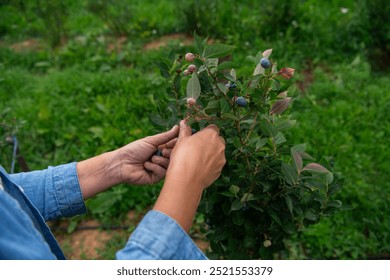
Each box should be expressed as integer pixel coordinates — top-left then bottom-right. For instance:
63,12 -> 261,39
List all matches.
0,0 -> 389,259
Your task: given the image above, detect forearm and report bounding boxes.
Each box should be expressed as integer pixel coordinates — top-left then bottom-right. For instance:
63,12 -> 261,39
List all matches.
76,151 -> 121,199
153,177 -> 202,232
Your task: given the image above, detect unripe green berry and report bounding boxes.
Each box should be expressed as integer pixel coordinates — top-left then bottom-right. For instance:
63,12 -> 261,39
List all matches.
263,240 -> 272,247
185,53 -> 195,62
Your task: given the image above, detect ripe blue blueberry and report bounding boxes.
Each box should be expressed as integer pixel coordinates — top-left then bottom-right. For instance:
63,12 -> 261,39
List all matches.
155,149 -> 162,156
235,96 -> 247,107
191,128 -> 197,135
260,57 -> 271,69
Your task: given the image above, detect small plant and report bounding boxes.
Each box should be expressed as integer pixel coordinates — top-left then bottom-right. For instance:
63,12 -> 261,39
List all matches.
151,33 -> 345,259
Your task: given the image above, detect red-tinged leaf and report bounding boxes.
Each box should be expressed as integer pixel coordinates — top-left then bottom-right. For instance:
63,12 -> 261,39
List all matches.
262,49 -> 273,58
302,163 -> 330,173
292,150 -> 303,172
270,97 -> 291,115
277,91 -> 288,98
278,67 -> 295,79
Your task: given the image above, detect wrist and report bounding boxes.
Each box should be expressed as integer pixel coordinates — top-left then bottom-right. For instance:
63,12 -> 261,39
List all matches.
77,150 -> 122,199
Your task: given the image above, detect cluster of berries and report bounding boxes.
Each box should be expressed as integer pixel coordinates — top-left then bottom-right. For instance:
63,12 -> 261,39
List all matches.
183,53 -> 196,76
184,53 -> 271,109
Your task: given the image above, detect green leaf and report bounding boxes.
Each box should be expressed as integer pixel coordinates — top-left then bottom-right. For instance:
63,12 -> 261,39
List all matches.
206,58 -> 219,73
260,119 -> 278,138
194,31 -> 204,55
304,210 -> 319,221
204,100 -> 220,113
217,61 -> 240,70
203,44 -> 235,58
282,162 -> 298,185
232,214 -> 245,226
222,112 -> 238,121
186,73 -> 201,99
256,138 -> 268,149
230,199 -> 243,211
241,193 -> 254,203
285,195 -> 294,215
274,132 -> 286,145
229,185 -> 240,195
155,61 -> 170,78
220,98 -> 230,113
291,144 -> 306,153
327,200 -> 342,208
277,119 -> 297,131
217,82 -> 228,94
268,210 -> 282,225
326,172 -> 334,184
149,113 -> 168,127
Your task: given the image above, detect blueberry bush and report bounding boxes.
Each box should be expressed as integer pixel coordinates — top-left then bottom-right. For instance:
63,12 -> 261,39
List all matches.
151,34 -> 345,259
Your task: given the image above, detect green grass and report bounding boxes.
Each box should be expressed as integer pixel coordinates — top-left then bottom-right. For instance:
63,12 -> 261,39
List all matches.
1,0 -> 389,259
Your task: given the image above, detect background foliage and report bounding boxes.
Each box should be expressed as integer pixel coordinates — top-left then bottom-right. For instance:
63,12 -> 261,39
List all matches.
0,0 -> 389,259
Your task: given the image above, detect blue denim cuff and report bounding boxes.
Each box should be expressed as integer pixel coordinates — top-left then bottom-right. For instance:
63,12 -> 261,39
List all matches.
116,210 -> 207,260
51,162 -> 86,218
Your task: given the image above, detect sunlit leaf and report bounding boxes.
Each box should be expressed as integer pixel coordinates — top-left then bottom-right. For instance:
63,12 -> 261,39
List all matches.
262,49 -> 273,58
186,73 -> 201,99
253,63 -> 265,75
230,68 -> 237,81
229,185 -> 240,195
277,91 -> 288,98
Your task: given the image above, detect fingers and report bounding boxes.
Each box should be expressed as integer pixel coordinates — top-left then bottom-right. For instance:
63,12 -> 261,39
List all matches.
151,155 -> 169,169
203,124 -> 220,135
158,138 -> 177,150
144,161 -> 166,179
199,124 -> 225,145
178,120 -> 192,141
148,125 -> 179,146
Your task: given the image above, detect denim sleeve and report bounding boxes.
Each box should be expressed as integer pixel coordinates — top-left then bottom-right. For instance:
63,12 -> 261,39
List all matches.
116,210 -> 208,260
0,190 -> 57,260
9,162 -> 86,221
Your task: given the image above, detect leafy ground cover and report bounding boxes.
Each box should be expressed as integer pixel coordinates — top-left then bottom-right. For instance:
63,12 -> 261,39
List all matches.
0,0 -> 389,259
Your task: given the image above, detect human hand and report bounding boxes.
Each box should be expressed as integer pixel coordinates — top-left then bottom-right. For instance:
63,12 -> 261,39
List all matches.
113,125 -> 179,185
153,120 -> 226,232
165,120 -> 226,191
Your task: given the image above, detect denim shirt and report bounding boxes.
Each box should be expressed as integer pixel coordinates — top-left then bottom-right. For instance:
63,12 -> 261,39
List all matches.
0,163 -> 206,260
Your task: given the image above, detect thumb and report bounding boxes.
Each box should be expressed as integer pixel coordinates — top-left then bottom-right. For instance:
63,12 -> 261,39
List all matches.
148,125 -> 179,146
178,120 -> 191,141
